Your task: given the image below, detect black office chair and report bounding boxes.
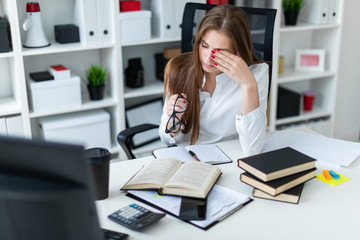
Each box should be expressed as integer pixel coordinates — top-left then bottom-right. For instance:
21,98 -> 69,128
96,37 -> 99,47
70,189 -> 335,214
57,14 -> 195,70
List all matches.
118,3 -> 277,159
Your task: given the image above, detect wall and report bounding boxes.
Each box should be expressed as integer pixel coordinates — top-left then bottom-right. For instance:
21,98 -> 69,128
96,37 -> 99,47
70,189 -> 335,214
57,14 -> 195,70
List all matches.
334,0 -> 360,141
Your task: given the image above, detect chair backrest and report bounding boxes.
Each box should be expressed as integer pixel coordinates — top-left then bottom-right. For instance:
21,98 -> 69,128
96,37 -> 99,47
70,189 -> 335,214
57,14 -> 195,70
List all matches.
181,3 -> 277,94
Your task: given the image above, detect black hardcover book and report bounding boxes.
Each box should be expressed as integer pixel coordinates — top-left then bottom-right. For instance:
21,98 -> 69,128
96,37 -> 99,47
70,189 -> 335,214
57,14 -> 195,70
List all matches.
29,71 -> 54,82
240,168 -> 316,196
237,147 -> 316,182
252,183 -> 305,204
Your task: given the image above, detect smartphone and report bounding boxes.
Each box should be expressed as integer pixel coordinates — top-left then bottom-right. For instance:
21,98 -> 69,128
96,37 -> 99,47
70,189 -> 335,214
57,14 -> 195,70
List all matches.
179,197 -> 207,220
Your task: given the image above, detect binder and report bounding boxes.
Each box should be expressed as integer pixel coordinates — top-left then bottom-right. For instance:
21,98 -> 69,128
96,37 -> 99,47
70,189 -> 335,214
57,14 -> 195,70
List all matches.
96,0 -> 113,43
328,0 -> 340,24
150,0 -> 206,39
73,0 -> 99,44
125,185 -> 252,230
5,115 -> 24,138
150,0 -> 176,38
173,0 -> 189,38
299,0 -> 329,25
0,117 -> 7,136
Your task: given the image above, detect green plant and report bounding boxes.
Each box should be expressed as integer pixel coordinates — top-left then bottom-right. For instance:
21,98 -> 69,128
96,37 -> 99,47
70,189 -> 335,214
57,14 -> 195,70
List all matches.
86,64 -> 108,87
282,0 -> 305,12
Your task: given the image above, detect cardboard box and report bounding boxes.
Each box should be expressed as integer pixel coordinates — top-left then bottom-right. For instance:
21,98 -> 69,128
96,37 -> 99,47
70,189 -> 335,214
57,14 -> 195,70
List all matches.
119,10 -> 151,43
27,76 -> 81,112
38,109 -> 111,149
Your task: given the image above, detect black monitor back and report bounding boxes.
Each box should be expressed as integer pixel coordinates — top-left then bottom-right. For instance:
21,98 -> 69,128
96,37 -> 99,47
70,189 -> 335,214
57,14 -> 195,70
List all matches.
0,136 -> 103,240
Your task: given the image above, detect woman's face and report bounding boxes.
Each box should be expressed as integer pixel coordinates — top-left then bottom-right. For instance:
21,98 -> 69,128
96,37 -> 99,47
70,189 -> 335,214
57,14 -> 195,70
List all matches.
199,30 -> 233,75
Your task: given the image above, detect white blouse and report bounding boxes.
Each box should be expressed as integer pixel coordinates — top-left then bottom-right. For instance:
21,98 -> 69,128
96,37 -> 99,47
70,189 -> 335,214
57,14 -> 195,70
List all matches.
158,62 -> 269,156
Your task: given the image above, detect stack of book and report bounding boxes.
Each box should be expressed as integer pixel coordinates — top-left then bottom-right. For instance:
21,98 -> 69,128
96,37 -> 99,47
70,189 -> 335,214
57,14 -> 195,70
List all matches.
238,147 -> 317,204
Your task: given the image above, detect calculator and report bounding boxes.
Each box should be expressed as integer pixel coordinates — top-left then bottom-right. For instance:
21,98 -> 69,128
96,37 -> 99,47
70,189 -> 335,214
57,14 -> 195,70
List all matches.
108,203 -> 165,231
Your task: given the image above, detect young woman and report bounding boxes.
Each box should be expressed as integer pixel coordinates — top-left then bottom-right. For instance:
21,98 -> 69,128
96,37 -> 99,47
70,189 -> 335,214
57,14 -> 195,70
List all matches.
158,5 -> 269,155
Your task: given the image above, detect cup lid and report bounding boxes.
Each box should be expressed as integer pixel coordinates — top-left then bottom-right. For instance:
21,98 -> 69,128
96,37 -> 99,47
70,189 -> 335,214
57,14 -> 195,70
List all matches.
85,147 -> 111,164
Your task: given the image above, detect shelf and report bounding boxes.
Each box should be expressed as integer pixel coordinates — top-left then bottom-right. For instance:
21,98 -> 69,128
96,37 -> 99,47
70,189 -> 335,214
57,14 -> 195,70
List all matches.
0,97 -> 21,116
124,79 -> 164,99
278,68 -> 335,83
0,52 -> 15,59
21,41 -> 115,56
121,37 -> 181,47
280,21 -> 341,33
29,96 -> 117,118
275,106 -> 332,125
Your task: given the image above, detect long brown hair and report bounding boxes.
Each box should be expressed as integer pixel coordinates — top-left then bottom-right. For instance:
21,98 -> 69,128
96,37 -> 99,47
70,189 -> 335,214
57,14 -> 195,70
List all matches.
165,5 -> 261,144
164,52 -> 200,144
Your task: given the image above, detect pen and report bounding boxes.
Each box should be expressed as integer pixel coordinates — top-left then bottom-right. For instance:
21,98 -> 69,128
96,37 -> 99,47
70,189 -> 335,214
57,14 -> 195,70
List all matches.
188,150 -> 200,162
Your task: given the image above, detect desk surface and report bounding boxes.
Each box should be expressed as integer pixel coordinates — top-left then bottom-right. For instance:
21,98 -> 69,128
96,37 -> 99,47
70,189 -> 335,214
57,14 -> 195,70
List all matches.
96,139 -> 360,240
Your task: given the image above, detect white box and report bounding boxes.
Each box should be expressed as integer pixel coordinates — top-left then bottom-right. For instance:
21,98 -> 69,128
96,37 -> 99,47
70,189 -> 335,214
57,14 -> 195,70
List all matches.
38,109 -> 111,149
49,64 -> 71,80
119,10 -> 151,43
27,76 -> 81,112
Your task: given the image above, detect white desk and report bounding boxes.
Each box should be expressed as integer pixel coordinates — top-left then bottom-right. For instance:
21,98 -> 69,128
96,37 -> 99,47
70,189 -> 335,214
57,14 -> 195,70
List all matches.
96,139 -> 360,240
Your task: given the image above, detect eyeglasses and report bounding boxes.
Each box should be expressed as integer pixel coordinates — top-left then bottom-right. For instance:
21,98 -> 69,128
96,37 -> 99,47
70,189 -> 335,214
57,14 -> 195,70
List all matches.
165,94 -> 189,134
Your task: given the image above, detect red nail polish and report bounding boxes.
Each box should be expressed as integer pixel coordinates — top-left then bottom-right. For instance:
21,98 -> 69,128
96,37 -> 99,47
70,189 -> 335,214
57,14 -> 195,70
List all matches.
211,50 -> 215,54
214,62 -> 218,66
216,48 -> 220,51
211,55 -> 215,59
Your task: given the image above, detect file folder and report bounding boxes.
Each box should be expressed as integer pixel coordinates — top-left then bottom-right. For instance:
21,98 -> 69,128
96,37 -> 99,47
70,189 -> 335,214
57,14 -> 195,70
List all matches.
73,0 -> 99,44
299,0 -> 329,25
96,0 -> 113,43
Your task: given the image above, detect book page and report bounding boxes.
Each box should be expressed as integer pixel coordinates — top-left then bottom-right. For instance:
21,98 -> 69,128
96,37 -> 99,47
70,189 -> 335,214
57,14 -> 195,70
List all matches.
164,162 -> 220,191
123,158 -> 182,188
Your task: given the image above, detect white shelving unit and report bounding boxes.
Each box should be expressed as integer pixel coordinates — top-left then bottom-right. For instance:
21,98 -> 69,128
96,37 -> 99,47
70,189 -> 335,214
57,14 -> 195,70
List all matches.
0,0 -> 123,155
0,0 -> 344,159
268,0 -> 344,137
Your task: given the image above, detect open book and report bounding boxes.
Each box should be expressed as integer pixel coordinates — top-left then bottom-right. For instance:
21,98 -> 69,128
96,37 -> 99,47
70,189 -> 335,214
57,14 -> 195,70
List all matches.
153,144 -> 232,165
121,158 -> 222,199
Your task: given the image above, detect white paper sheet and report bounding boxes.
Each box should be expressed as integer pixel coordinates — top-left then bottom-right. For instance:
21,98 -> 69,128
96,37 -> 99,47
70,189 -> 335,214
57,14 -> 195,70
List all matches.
263,129 -> 360,167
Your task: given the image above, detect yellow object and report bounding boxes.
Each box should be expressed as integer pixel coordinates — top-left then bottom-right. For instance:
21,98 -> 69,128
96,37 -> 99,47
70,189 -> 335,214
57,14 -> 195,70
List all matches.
278,56 -> 284,75
316,172 -> 350,186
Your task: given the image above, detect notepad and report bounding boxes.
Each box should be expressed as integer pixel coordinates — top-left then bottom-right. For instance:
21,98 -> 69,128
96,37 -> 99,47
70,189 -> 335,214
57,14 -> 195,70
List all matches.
316,172 -> 350,186
153,144 -> 232,165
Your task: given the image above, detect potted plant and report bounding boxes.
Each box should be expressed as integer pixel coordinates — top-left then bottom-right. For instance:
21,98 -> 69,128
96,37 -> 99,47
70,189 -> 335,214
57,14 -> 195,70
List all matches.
282,0 -> 305,26
86,64 -> 108,100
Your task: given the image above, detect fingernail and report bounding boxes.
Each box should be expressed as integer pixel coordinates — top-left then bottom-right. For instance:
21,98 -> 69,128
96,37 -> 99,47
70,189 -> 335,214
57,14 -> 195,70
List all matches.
216,48 -> 220,51
214,62 -> 218,66
211,50 -> 215,54
211,55 -> 215,59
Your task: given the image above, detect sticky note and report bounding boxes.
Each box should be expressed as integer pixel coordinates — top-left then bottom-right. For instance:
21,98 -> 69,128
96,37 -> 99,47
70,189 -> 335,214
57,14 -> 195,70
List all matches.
316,172 -> 350,186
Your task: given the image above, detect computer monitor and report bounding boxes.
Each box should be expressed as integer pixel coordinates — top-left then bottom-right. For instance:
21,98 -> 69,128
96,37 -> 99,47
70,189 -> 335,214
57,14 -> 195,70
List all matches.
0,136 -> 104,240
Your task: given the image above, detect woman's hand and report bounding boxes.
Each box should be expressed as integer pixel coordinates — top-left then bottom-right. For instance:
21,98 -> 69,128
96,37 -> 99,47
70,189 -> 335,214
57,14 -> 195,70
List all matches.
211,49 -> 260,115
166,93 -> 188,118
211,49 -> 256,89
166,93 -> 187,136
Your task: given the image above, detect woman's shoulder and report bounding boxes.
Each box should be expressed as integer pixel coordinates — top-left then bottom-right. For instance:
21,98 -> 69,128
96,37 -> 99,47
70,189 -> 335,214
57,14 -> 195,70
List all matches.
249,62 -> 268,77
249,62 -> 269,72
